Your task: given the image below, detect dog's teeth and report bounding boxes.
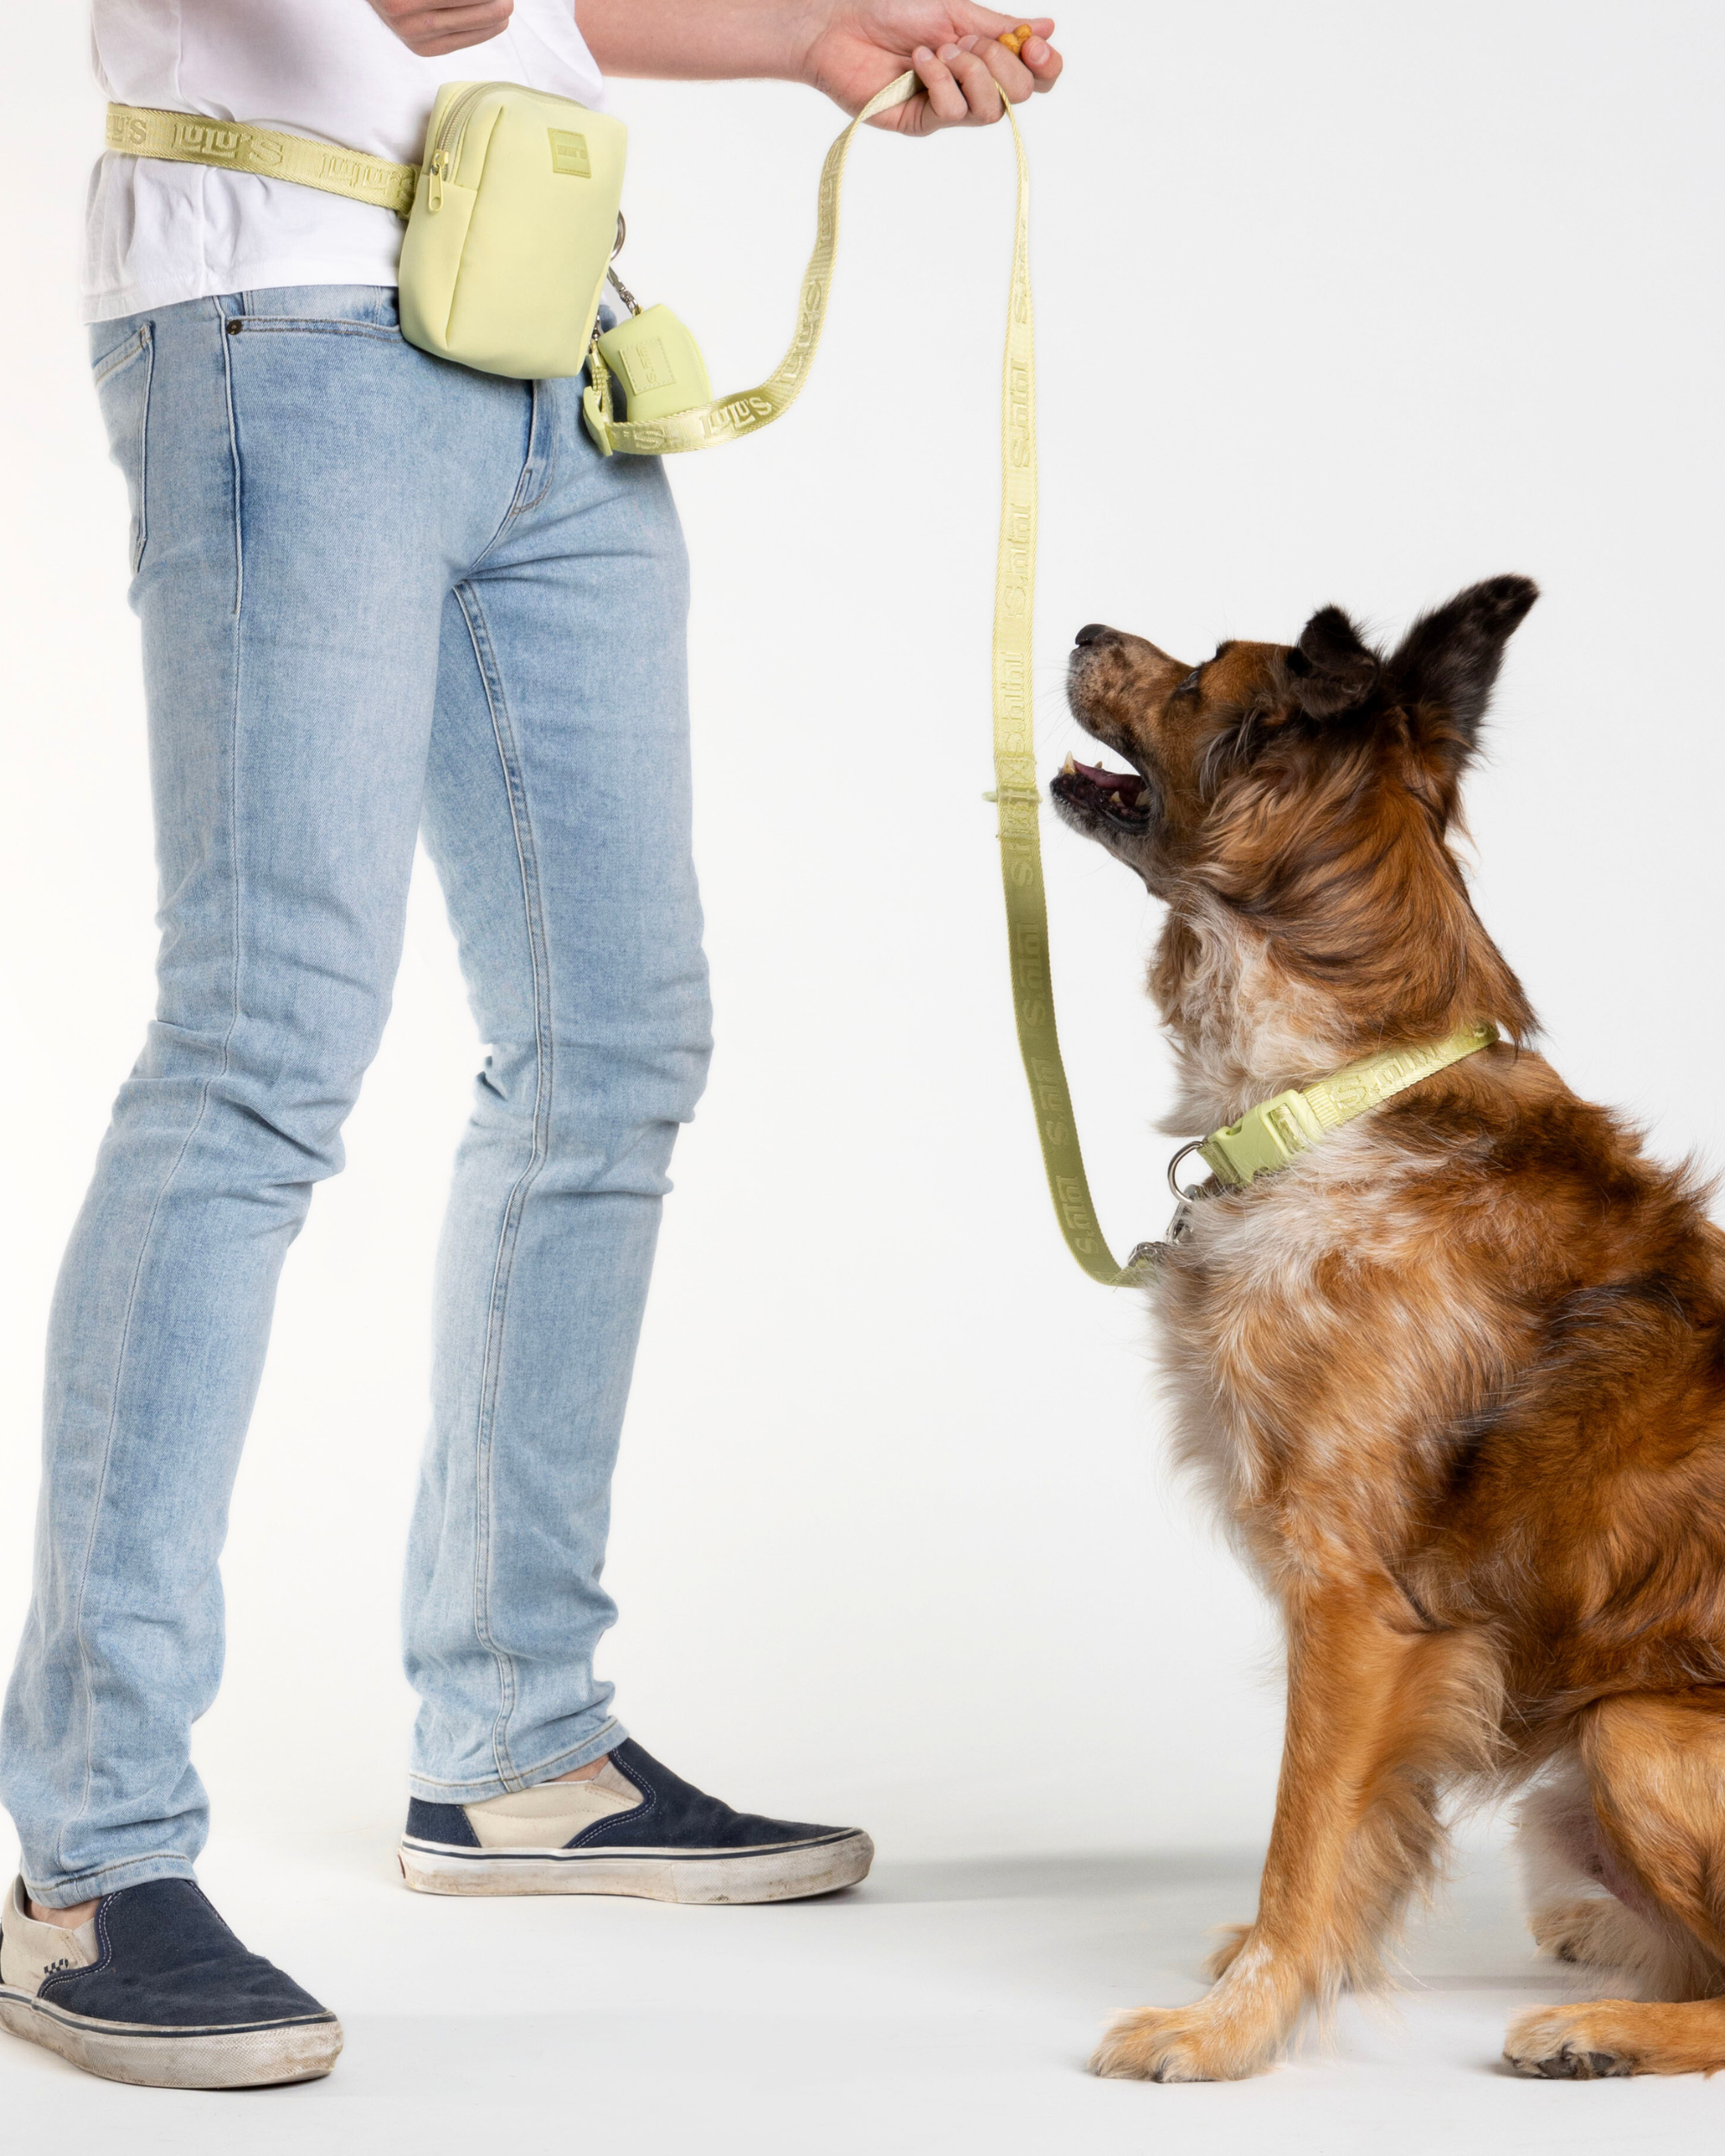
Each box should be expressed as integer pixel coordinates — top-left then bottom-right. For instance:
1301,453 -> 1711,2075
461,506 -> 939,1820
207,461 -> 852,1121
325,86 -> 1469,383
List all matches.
1062,755 -> 1076,775
1108,791 -> 1123,806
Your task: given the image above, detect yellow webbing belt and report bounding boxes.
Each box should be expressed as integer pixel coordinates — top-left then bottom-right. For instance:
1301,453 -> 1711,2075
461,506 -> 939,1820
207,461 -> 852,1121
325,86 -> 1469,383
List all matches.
104,104 -> 417,217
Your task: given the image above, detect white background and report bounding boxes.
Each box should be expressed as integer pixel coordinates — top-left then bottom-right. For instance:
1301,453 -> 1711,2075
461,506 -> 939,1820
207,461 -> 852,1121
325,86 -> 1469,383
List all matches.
4,0 -> 1724,1890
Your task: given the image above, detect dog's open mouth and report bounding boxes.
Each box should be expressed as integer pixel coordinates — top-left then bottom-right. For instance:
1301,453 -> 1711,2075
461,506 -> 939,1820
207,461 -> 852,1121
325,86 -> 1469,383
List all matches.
1050,755 -> 1151,831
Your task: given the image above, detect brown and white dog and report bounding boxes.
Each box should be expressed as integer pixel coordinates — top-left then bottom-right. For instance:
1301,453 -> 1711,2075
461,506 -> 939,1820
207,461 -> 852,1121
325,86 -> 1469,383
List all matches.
1053,577 -> 1725,2083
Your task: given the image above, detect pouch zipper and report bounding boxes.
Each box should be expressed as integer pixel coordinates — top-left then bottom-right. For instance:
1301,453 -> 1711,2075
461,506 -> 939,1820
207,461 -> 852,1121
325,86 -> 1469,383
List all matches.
425,79 -> 515,213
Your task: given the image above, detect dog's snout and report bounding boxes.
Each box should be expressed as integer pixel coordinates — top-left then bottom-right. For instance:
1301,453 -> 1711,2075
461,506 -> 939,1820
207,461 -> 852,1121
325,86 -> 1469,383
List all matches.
1074,622 -> 1118,649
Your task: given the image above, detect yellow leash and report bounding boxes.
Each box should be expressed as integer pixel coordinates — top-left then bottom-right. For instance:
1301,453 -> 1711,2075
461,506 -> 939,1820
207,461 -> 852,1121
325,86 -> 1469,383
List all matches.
979,97 -> 1153,1285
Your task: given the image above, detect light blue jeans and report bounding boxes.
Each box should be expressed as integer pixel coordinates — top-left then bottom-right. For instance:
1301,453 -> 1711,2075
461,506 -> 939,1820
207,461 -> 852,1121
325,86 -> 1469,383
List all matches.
1,288 -> 712,1903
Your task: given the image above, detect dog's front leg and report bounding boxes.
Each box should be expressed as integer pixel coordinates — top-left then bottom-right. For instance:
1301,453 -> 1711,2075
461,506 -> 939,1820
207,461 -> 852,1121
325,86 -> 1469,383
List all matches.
1094,1582 -> 1480,2082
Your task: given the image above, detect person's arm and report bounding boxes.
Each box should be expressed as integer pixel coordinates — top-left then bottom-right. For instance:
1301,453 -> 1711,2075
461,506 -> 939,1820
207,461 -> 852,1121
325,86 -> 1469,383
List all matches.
578,3 -> 1060,132
367,3 -> 1062,133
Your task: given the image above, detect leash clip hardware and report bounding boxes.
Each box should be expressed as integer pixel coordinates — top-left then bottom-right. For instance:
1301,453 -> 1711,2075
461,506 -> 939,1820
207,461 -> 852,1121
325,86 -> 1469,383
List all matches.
605,212 -> 643,317
1166,1138 -> 1214,1205
1124,1197 -> 1194,1282
1120,1152 -> 1213,1282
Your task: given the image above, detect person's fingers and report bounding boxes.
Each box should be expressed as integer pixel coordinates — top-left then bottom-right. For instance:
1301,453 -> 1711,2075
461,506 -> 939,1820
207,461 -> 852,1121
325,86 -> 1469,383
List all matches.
371,0 -> 512,55
378,2 -> 511,36
954,32 -> 1035,105
1018,34 -> 1063,90
990,20 -> 1062,91
933,42 -> 1009,124
424,1 -> 511,26
869,20 -> 1060,135
908,46 -> 974,128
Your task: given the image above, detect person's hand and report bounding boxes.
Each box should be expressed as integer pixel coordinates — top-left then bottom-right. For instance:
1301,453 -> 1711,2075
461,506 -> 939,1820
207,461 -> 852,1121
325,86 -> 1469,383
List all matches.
366,0 -> 512,58
799,6 -> 1062,132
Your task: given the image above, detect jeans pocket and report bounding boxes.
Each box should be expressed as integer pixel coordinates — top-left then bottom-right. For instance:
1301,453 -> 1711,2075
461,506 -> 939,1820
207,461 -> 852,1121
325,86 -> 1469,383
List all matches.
92,323 -> 154,573
235,285 -> 405,336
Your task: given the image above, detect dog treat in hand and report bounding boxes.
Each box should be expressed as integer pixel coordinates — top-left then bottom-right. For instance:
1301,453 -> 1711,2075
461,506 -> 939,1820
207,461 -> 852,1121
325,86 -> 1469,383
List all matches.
999,23 -> 1036,55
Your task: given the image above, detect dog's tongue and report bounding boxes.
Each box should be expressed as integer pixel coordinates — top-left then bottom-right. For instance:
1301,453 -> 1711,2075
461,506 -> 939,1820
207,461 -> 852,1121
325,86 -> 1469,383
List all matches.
1070,757 -> 1145,802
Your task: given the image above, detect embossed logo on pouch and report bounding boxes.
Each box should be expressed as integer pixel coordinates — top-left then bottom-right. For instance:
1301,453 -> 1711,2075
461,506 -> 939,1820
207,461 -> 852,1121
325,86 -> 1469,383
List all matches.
548,129 -> 591,177
618,338 -> 676,396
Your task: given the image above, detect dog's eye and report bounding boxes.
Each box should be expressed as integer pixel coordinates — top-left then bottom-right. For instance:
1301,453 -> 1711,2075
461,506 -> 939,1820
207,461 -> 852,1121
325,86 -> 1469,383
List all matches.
1175,667 -> 1203,696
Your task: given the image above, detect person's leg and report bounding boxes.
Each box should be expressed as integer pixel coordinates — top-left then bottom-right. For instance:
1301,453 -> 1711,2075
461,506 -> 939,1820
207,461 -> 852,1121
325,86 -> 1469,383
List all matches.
0,287 -> 530,1907
398,385 -> 870,1904
403,373 -> 712,1800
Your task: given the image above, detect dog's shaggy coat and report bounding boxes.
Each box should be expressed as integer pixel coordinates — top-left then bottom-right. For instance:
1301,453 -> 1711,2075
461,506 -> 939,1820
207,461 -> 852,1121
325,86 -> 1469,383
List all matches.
1053,579 -> 1725,2082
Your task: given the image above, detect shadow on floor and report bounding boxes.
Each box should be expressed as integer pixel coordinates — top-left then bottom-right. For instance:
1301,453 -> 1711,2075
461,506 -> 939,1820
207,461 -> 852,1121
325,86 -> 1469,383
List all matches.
853,1850 -> 1258,1908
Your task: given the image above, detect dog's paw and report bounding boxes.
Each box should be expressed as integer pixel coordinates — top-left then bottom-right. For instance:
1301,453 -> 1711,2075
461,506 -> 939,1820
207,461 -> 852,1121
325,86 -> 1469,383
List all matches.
1203,1924 -> 1253,1982
1527,1902 -> 1590,1965
1527,1897 -> 1634,1970
1089,2004 -> 1272,2083
1504,2004 -> 1640,2079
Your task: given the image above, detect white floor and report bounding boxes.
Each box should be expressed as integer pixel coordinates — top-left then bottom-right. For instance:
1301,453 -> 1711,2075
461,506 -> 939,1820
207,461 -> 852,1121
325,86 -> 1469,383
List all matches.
3,1830 -> 1720,2153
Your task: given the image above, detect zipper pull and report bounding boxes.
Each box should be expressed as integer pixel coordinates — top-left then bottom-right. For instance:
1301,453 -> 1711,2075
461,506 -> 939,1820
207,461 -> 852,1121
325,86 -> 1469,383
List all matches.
428,150 -> 448,214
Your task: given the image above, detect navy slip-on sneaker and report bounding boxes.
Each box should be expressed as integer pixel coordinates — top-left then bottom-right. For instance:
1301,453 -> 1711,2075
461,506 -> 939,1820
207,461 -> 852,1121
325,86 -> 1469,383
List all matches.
399,1739 -> 874,1903
0,1876 -> 341,2089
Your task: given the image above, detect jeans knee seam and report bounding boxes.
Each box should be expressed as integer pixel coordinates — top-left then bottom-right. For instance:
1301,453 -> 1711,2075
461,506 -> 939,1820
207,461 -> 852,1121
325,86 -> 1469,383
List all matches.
453,582 -> 555,1789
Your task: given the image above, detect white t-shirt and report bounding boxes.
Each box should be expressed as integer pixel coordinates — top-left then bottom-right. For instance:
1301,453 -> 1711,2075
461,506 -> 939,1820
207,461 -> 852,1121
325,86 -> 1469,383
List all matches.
85,0 -> 607,322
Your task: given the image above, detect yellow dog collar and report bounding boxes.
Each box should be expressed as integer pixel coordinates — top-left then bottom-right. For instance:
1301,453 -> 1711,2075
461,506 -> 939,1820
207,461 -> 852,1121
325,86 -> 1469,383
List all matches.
1186,1021 -> 1500,1191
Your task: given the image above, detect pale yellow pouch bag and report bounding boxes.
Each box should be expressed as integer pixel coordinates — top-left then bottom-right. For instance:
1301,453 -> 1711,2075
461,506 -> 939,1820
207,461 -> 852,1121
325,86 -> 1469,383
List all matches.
398,80 -> 628,379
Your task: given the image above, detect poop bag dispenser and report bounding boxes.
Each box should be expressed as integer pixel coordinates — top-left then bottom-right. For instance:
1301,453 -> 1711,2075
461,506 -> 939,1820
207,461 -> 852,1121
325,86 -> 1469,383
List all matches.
593,304 -> 713,423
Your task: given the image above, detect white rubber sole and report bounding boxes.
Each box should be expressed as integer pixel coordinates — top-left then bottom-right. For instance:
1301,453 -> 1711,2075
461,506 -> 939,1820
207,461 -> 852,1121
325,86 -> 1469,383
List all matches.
398,1829 -> 874,1904
0,1986 -> 342,2089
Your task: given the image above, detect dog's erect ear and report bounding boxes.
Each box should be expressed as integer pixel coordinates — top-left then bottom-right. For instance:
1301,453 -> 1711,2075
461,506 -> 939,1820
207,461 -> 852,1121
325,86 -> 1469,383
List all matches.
1389,575 -> 1539,774
1280,605 -> 1380,719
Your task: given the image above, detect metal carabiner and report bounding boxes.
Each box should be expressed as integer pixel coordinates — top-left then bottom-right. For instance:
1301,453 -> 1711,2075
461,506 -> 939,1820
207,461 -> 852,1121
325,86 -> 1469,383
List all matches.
605,213 -> 643,317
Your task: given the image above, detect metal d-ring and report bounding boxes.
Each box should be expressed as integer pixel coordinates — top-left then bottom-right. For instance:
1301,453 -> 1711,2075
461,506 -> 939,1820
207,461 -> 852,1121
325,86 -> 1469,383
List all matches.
1167,1139 -> 1212,1204
612,210 -> 627,258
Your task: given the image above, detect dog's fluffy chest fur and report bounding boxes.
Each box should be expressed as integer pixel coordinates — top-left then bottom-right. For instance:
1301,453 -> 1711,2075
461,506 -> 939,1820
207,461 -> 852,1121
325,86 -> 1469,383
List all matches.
1152,1112 -> 1526,1588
